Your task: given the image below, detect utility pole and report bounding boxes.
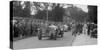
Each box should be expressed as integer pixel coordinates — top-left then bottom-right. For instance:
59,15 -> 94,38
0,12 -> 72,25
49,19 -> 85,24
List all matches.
46,6 -> 48,25
45,3 -> 49,26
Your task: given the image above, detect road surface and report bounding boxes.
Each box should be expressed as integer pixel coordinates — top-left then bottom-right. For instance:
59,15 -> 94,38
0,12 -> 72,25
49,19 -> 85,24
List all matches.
72,34 -> 97,46
13,31 -> 75,49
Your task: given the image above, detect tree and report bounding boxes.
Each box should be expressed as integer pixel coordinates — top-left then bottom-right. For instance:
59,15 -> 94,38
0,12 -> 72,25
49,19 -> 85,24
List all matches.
12,1 -> 65,22
13,1 -> 30,17
88,5 -> 97,24
64,6 -> 88,23
13,1 -> 22,17
52,4 -> 64,22
21,2 -> 30,17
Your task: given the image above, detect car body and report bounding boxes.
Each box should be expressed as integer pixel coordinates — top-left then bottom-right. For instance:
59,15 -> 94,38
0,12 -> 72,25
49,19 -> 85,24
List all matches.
37,24 -> 64,40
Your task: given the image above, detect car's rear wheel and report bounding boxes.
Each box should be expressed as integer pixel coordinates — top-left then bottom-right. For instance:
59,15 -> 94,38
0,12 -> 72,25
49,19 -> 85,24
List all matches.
38,33 -> 42,40
54,36 -> 57,40
50,33 -> 53,39
61,33 -> 63,37
54,33 -> 57,40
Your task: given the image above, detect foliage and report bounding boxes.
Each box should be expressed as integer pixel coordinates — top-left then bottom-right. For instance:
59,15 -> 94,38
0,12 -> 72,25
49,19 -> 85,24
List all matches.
88,6 -> 97,24
64,6 -> 88,23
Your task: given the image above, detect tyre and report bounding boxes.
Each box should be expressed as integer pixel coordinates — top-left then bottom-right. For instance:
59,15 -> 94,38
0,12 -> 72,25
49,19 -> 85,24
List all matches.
50,33 -> 54,39
54,36 -> 57,40
61,33 -> 63,37
38,33 -> 42,40
54,33 -> 57,40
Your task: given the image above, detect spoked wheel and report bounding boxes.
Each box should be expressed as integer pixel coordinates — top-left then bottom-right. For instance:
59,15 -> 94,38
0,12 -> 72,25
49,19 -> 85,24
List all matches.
54,33 -> 57,40
38,33 -> 42,40
50,33 -> 53,39
61,33 -> 63,37
50,33 -> 57,40
54,35 -> 57,40
59,31 -> 64,38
